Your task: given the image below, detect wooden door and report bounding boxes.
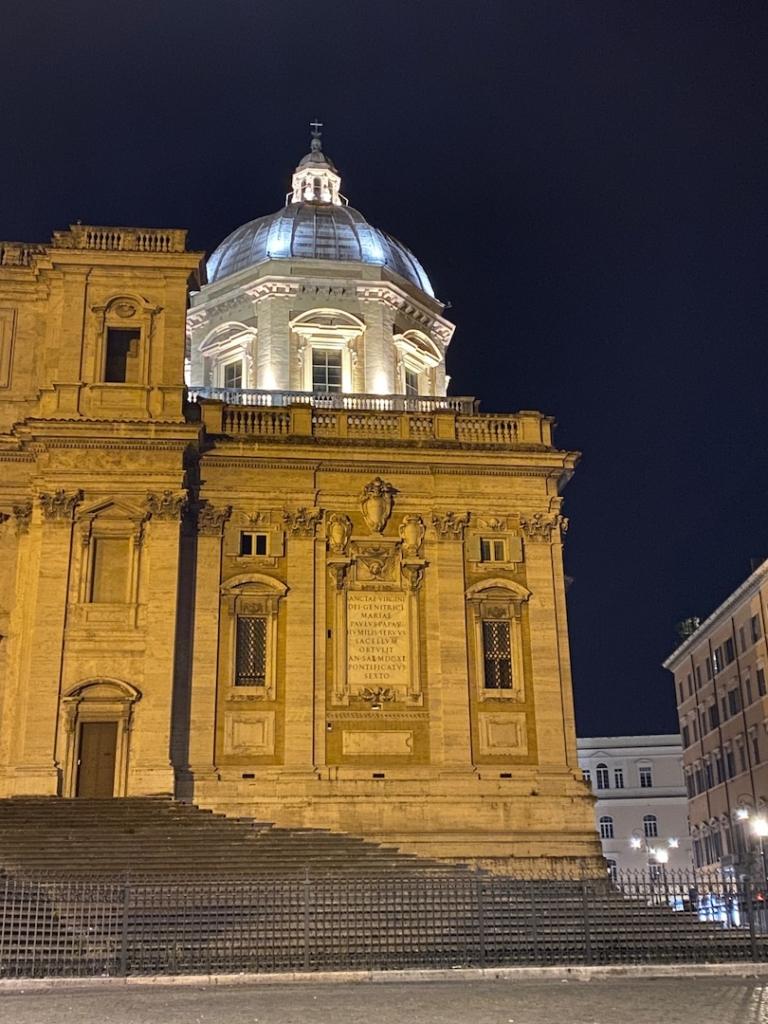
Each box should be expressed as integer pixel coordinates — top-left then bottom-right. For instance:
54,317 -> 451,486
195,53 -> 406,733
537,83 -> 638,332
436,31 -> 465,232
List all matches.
76,722 -> 118,798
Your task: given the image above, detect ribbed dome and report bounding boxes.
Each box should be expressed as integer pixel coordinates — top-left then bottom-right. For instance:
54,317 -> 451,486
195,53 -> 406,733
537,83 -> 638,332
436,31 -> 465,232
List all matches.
206,202 -> 434,297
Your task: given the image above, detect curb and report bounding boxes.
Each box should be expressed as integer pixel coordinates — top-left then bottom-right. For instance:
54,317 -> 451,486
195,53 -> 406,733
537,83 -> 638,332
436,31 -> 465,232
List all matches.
2,961 -> 768,992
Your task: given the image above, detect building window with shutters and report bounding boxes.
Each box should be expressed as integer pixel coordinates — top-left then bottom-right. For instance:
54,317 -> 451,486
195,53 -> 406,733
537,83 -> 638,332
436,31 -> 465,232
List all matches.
480,538 -> 507,563
482,620 -> 512,689
240,531 -> 268,557
235,615 -> 267,686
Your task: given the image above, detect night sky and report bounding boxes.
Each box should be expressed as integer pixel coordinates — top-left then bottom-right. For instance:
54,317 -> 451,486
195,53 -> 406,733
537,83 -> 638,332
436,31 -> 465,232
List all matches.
3,2 -> 767,738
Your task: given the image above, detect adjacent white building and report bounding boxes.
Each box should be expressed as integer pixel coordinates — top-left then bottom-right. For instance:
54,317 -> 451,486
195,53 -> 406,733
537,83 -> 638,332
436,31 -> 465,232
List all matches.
577,735 -> 693,873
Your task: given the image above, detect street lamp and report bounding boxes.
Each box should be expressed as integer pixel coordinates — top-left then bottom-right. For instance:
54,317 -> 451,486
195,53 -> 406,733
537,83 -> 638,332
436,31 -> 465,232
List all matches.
752,816 -> 768,888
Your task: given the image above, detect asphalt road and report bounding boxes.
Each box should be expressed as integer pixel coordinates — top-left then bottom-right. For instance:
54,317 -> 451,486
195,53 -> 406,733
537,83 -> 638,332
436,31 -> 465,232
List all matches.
1,975 -> 767,1024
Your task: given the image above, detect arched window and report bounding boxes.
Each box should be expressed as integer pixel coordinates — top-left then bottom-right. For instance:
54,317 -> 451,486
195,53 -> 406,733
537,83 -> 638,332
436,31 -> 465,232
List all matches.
595,763 -> 609,790
393,330 -> 442,399
599,815 -> 614,839
643,814 -> 658,838
291,309 -> 364,394
606,858 -> 618,881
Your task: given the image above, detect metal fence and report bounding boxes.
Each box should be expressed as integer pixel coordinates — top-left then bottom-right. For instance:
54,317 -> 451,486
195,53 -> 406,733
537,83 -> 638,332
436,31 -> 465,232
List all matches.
1,869 -> 767,978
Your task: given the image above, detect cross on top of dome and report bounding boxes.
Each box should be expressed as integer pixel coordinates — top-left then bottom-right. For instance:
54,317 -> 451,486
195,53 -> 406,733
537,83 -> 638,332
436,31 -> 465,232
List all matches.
290,121 -> 344,206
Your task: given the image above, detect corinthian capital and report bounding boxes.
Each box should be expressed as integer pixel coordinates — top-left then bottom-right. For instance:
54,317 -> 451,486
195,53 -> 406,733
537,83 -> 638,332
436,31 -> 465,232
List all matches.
145,489 -> 187,521
519,512 -> 568,542
197,502 -> 232,536
39,489 -> 82,522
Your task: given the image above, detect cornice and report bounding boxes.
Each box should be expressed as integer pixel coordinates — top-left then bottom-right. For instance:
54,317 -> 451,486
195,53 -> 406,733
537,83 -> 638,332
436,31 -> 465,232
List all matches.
663,556 -> 768,670
199,454 -> 562,480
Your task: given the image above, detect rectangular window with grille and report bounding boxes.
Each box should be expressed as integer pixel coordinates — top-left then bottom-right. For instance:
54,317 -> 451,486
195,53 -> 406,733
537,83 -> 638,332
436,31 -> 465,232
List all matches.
235,616 -> 267,686
312,349 -> 342,392
482,619 -> 512,689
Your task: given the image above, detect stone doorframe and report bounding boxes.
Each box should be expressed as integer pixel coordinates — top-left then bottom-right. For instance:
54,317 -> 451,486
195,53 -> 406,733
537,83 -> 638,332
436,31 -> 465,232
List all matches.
60,679 -> 142,797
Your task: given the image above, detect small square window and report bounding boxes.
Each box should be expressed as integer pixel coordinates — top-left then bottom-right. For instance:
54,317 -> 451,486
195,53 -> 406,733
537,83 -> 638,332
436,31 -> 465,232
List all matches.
240,532 -> 268,556
480,538 -> 507,562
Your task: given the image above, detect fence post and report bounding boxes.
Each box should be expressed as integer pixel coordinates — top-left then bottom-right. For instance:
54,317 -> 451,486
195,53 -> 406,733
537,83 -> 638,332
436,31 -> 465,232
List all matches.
475,872 -> 486,967
303,868 -> 311,972
581,880 -> 593,965
743,878 -> 759,962
119,877 -> 131,977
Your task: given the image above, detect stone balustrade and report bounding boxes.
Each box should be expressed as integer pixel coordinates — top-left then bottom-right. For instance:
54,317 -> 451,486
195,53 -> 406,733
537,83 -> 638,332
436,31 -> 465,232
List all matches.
51,225 -> 188,253
195,397 -> 554,447
188,386 -> 478,414
0,242 -> 45,267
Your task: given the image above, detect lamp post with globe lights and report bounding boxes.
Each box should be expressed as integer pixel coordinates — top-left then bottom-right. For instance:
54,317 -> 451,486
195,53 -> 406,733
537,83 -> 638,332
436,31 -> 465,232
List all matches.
630,836 -> 677,905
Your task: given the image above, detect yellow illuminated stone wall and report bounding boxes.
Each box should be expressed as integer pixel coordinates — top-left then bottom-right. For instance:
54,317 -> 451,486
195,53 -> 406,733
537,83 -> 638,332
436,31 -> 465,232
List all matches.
0,226 -> 602,875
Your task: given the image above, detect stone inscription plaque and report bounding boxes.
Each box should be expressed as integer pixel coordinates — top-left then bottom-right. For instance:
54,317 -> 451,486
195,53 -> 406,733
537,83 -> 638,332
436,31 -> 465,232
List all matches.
347,590 -> 409,689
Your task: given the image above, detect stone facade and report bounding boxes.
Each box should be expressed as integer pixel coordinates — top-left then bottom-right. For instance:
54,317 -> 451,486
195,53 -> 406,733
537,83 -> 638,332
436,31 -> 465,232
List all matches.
664,558 -> 768,873
0,140 -> 601,874
577,735 -> 694,873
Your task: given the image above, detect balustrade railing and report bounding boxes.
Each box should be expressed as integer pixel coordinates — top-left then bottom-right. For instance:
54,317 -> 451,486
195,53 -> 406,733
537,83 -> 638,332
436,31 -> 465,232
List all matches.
189,390 -> 537,446
188,386 -> 477,414
51,225 -> 187,253
0,243 -> 44,267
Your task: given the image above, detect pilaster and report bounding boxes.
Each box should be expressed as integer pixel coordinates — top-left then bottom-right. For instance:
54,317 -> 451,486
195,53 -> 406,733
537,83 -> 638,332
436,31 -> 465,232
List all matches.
7,491 -> 81,794
520,512 -> 571,767
429,514 -> 473,770
282,509 -> 320,772
187,505 -> 229,783
129,490 -> 186,795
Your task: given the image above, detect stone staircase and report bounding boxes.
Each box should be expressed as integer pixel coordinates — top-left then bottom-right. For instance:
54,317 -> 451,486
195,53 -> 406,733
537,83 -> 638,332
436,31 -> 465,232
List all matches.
0,797 -> 461,877
0,798 -> 763,975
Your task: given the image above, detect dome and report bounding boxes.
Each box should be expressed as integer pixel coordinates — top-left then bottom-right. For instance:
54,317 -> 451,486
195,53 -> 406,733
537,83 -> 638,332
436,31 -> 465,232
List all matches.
206,203 -> 434,297
206,128 -> 434,297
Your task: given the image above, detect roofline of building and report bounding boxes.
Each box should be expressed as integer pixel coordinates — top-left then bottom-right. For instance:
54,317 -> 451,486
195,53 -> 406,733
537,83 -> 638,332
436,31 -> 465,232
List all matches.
577,734 -> 681,748
662,556 -> 768,671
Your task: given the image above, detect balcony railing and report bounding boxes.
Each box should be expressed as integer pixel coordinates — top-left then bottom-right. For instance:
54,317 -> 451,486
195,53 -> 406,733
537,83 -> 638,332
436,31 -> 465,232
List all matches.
187,387 -> 478,414
52,225 -> 188,253
191,395 -> 553,447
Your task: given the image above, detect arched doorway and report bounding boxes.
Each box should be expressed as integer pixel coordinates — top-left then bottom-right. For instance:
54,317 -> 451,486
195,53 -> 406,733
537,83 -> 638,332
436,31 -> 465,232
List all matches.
60,680 -> 141,798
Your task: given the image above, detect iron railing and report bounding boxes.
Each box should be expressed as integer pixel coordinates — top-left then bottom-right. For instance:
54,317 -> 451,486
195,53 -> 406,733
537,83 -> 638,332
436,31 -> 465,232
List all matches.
1,869 -> 766,978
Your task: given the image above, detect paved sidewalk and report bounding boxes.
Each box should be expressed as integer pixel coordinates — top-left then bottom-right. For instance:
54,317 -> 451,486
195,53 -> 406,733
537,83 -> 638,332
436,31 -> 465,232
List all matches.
2,972 -> 768,1024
